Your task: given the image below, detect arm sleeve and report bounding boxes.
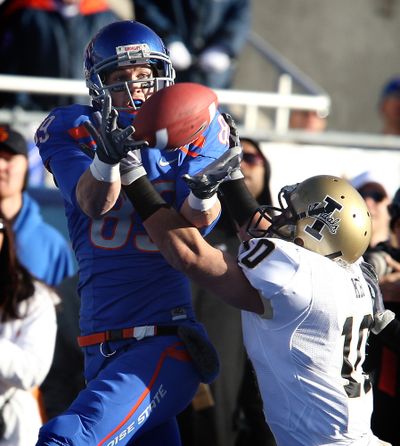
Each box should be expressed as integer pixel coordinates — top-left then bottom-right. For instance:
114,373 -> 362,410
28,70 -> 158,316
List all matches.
219,178 -> 259,227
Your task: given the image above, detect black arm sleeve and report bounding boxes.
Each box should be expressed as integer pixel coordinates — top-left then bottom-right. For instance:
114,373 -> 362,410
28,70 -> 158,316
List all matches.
219,178 -> 259,227
123,176 -> 170,221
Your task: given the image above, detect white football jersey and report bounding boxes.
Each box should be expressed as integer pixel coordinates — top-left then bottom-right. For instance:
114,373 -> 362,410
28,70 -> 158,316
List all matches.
239,237 -> 383,446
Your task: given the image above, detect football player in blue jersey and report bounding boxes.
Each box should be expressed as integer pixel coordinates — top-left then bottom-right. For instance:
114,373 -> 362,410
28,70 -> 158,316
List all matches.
34,20 -> 232,446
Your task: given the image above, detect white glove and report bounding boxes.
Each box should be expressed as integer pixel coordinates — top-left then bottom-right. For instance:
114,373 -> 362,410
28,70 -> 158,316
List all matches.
120,150 -> 146,186
167,41 -> 192,70
198,47 -> 230,73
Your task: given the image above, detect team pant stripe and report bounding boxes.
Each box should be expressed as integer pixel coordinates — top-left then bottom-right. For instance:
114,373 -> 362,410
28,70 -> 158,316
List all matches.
97,341 -> 190,446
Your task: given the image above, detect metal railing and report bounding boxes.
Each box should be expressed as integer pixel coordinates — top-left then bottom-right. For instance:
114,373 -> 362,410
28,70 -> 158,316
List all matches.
0,31 -> 332,132
0,73 -> 330,132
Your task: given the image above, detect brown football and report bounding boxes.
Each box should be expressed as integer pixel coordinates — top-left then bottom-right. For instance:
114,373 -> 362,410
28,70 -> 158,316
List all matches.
133,82 -> 218,150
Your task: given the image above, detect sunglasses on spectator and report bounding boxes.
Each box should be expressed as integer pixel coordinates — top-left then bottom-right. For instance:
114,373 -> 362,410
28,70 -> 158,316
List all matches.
359,190 -> 386,202
242,152 -> 264,165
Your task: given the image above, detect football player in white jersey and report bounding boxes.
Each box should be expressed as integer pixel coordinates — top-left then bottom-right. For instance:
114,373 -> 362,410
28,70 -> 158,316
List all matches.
120,119 -> 395,445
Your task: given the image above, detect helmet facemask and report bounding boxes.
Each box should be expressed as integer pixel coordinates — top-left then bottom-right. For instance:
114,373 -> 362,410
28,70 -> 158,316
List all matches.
87,46 -> 175,112
247,183 -> 300,241
84,23 -> 176,111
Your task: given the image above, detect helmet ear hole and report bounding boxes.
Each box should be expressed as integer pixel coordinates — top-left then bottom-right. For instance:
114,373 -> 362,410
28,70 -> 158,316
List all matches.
294,238 -> 304,247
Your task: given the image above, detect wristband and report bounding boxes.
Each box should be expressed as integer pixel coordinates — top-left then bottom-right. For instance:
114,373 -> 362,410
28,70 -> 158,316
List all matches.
188,191 -> 218,211
90,153 -> 120,183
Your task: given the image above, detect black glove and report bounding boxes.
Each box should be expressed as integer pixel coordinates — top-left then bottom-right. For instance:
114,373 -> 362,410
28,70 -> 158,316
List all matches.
182,146 -> 243,199
182,113 -> 244,199
84,95 -> 148,164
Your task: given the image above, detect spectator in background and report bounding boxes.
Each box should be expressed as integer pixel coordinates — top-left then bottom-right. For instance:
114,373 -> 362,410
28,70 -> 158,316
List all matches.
0,125 -> 75,286
362,189 -> 400,446
378,77 -> 400,135
40,274 -> 84,420
0,214 -> 59,445
133,0 -> 250,89
289,109 -> 327,133
0,0 -> 119,110
350,171 -> 392,249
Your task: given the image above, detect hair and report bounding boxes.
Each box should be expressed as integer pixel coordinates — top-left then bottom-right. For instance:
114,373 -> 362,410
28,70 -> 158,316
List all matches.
0,213 -> 35,322
240,136 -> 272,205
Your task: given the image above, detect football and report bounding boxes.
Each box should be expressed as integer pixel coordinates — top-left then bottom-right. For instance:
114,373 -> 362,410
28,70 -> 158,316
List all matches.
133,82 -> 218,150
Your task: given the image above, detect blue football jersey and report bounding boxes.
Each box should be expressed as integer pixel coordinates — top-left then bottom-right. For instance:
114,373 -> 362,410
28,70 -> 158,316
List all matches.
36,103 -> 229,335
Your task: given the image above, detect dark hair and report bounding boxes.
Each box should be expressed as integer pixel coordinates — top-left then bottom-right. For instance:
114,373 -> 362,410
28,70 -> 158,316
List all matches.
240,136 -> 272,206
388,188 -> 400,230
0,214 -> 35,322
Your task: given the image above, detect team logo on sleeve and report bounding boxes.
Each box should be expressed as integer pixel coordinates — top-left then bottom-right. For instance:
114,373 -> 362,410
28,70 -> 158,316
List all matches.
303,195 -> 342,241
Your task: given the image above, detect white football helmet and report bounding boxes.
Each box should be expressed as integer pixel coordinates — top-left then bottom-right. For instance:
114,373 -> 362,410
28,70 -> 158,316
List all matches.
248,175 -> 372,264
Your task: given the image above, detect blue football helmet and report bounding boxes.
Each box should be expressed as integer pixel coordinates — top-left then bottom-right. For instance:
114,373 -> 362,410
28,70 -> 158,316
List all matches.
84,20 -> 175,110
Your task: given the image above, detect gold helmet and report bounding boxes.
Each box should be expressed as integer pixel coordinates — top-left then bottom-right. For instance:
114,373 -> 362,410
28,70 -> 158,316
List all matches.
249,175 -> 372,264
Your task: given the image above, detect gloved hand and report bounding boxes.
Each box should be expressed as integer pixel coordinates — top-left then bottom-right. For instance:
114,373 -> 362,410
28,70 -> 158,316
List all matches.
167,41 -> 192,70
222,113 -> 244,181
84,95 -> 147,165
360,260 -> 396,334
198,46 -> 230,73
120,149 -> 146,186
182,145 -> 243,199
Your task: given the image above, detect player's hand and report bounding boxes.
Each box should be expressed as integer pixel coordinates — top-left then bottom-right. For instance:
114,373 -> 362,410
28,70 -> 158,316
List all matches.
120,149 -> 147,186
84,95 -> 148,164
221,113 -> 244,181
182,146 -> 242,199
222,113 -> 241,149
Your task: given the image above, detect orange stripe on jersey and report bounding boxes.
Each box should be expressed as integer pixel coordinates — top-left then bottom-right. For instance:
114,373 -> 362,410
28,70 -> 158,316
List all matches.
97,341 -> 191,446
178,135 -> 206,157
68,125 -> 90,139
68,125 -> 96,147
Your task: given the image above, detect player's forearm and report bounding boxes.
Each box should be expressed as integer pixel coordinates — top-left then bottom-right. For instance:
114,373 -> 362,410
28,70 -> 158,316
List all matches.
180,197 -> 221,228
143,207 -> 263,313
76,168 -> 121,218
123,176 -> 263,313
219,178 -> 259,227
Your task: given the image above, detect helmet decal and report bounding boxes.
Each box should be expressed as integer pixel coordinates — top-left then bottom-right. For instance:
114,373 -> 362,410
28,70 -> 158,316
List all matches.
116,44 -> 152,66
304,196 -> 343,241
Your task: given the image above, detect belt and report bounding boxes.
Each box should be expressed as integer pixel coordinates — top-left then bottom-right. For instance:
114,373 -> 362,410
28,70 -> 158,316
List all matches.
77,325 -> 180,347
